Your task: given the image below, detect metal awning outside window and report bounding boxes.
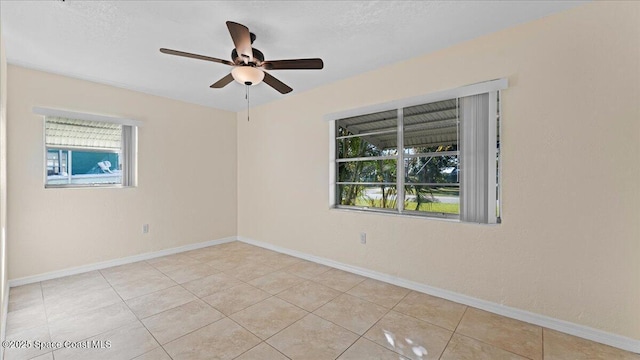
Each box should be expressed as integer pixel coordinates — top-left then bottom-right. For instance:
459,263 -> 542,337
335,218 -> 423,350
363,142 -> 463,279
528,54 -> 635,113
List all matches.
45,117 -> 122,152
337,99 -> 458,150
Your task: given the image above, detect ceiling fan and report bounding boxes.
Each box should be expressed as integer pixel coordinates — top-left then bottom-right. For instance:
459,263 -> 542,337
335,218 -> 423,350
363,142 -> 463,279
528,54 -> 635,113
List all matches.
160,21 -> 324,94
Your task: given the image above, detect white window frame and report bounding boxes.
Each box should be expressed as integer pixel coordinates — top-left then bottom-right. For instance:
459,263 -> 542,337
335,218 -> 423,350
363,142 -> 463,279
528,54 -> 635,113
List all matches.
326,78 -> 507,222
34,107 -> 141,189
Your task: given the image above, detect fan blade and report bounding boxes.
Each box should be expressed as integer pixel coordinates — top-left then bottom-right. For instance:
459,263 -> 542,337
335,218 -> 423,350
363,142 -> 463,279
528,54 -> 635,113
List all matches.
226,21 -> 253,61
263,72 -> 292,94
262,58 -> 324,70
160,48 -> 234,66
210,73 -> 235,88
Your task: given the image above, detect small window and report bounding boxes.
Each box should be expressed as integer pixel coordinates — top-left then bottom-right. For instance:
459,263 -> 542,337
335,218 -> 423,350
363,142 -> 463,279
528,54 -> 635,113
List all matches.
44,117 -> 137,188
330,81 -> 503,224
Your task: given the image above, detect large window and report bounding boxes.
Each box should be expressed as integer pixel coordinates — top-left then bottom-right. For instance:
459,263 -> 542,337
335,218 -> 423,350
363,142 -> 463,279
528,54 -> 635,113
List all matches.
38,109 -> 139,188
330,80 -> 504,223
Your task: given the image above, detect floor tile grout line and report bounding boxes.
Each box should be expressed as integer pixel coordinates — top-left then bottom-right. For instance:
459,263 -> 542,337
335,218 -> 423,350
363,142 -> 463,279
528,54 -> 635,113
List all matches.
227,341 -> 263,360
449,332 -> 535,360
344,280 -> 412,309
451,304 -> 467,333
96,268 -> 167,353
144,252 -> 205,271
144,255 -> 212,284
99,263 -> 195,320
270,279 -> 345,313
132,346 -> 173,360
134,289 -> 204,320
7,280 -> 67,339
228,294 -> 311,342
100,277 -> 179,301
310,293 -> 391,336
341,289 -> 411,359
47,318 -> 139,346
346,289 -> 437,359
244,270 -> 307,295
43,275 -> 133,344
200,284 -> 271,317
181,269 -> 252,299
157,315 -> 230,352
333,334 -> 364,360
124,283 -> 194,303
43,290 -> 119,324
346,282 -> 409,356
39,280 -> 56,359
383,290 -> 466,335
273,283 -> 342,313
162,280 -> 238,339
541,327 -> 545,360
331,285 -> 409,311
113,276 -> 180,301
259,312 -> 359,358
161,249 -> 296,347
437,305 -> 468,360
451,308 -> 541,360
254,282 -> 352,344
225,309 -> 280,342
132,300 -> 196,346
228,340 -> 292,360
232,267 -> 409,358
266,341 -> 293,360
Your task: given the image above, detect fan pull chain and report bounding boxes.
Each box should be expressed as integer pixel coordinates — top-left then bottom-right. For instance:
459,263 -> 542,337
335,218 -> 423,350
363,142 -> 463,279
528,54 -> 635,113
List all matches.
245,85 -> 250,121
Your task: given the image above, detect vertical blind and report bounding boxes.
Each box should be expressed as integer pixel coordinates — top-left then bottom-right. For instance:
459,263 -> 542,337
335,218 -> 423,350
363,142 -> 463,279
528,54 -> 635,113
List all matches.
459,93 -> 498,224
121,125 -> 136,187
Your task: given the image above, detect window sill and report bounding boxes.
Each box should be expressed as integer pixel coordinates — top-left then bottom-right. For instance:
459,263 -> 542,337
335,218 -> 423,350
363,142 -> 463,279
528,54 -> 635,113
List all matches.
45,184 -> 134,189
329,206 -> 501,225
330,206 -> 461,223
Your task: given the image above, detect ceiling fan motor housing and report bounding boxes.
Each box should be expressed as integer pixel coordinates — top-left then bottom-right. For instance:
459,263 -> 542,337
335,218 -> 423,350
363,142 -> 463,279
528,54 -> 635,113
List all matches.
231,48 -> 264,64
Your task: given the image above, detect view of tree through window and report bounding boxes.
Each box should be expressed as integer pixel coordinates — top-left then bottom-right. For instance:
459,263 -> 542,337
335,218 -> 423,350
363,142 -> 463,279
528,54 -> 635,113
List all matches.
333,83 -> 502,223
336,99 -> 460,214
336,99 -> 460,216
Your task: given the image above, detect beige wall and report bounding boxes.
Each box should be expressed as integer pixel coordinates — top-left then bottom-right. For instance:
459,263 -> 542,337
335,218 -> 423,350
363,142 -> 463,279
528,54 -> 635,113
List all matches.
238,2 -> 640,340
7,66 -> 237,279
1,24 -> 8,351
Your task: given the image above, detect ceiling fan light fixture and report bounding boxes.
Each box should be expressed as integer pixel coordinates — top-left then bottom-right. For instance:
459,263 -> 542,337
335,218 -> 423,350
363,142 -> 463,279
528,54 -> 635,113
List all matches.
231,66 -> 264,86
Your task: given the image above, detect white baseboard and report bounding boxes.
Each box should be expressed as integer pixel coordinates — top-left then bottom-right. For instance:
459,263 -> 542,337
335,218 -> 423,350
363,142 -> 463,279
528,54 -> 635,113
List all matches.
7,236 -> 236,288
237,236 -> 640,354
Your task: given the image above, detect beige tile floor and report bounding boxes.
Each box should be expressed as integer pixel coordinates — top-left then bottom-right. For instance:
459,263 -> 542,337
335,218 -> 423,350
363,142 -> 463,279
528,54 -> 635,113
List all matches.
4,241 -> 639,360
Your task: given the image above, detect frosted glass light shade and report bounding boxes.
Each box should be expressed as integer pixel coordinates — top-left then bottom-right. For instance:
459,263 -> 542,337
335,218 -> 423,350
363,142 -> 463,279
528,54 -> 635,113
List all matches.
231,66 -> 265,86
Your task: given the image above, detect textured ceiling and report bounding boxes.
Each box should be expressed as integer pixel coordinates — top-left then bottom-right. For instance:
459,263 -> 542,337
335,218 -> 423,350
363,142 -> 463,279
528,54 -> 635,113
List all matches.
1,1 -> 584,112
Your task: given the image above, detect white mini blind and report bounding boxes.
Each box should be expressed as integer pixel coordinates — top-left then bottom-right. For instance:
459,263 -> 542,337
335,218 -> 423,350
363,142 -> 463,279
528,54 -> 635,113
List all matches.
45,117 -> 122,151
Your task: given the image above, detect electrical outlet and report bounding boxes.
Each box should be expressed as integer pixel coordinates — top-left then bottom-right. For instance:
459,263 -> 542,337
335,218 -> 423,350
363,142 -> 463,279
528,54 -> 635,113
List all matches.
143,224 -> 150,234
360,232 -> 366,244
